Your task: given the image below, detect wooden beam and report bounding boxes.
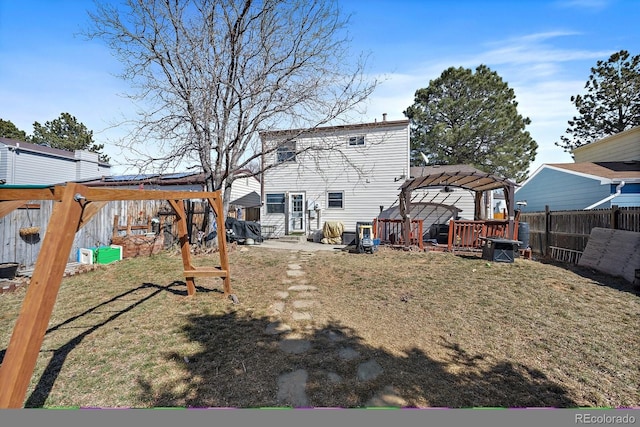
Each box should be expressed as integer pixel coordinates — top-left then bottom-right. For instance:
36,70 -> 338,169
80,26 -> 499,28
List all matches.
0,183 -> 84,408
78,201 -> 108,231
184,267 -> 228,278
0,200 -> 27,220
168,199 -> 196,296
0,187 -> 58,201
83,186 -> 222,202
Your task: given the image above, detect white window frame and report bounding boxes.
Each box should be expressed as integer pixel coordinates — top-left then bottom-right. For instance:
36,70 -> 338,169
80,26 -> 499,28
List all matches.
277,141 -> 296,163
327,191 -> 344,209
266,193 -> 285,213
348,135 -> 365,146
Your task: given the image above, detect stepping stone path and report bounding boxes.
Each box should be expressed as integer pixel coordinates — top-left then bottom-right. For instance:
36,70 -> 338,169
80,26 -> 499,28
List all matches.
271,248 -> 400,408
277,369 -> 309,407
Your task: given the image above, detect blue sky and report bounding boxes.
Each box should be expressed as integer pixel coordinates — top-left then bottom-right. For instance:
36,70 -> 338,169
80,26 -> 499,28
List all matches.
1,0 -> 638,178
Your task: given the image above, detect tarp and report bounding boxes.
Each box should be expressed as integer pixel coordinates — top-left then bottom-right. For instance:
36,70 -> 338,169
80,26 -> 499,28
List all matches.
225,217 -> 263,243
321,221 -> 344,244
578,227 -> 640,284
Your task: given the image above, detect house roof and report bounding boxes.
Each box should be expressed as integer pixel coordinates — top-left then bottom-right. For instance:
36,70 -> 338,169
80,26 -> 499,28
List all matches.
259,118 -> 409,138
230,191 -> 261,208
78,169 -> 260,187
403,164 -> 516,193
0,137 -> 77,159
546,161 -> 640,180
0,137 -> 111,166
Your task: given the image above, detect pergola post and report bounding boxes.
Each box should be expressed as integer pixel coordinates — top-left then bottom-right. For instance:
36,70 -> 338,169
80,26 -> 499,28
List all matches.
401,188 -> 412,247
505,184 -> 516,239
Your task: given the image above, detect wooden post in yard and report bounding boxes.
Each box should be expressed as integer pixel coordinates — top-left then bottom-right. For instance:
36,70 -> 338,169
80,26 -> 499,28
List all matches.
168,199 -> 196,296
610,205 -> 619,230
545,205 -> 551,258
0,183 -> 84,408
209,196 -> 232,297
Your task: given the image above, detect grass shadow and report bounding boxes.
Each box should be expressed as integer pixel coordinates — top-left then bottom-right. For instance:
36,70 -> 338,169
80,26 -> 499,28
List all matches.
20,281 -> 187,408
133,312 -> 579,408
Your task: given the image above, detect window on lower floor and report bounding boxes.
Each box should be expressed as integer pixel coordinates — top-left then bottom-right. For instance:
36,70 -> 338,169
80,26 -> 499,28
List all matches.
266,193 -> 285,213
327,191 -> 344,209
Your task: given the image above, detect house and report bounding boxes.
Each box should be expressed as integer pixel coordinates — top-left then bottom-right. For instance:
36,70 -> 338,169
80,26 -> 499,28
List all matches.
0,137 -> 111,184
515,128 -> 640,212
515,162 -> 640,212
572,126 -> 640,163
259,116 -> 410,236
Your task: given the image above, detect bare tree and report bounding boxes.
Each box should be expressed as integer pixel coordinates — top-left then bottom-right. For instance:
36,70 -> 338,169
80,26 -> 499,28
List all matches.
86,0 -> 376,215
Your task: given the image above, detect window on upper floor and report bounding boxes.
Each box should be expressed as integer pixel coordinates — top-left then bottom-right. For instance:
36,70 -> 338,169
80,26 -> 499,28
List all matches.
327,191 -> 344,209
266,193 -> 285,213
348,135 -> 365,146
277,141 -> 296,163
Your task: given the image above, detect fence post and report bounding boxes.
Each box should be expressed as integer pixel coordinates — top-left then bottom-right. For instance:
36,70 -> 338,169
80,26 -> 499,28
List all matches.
544,205 -> 550,258
610,205 -> 619,230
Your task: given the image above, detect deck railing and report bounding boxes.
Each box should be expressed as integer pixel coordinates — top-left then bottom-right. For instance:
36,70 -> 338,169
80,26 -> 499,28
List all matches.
447,220 -> 518,252
373,218 -> 424,249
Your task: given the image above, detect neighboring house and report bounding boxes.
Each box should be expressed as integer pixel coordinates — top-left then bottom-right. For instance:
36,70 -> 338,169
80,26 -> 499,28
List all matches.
259,116 -> 410,236
515,162 -> 640,212
0,138 -> 111,267
572,126 -> 640,163
0,137 -> 111,184
515,128 -> 640,212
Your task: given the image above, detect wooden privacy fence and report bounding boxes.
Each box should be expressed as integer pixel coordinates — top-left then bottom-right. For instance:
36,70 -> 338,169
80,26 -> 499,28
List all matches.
519,205 -> 640,256
0,198 -> 215,267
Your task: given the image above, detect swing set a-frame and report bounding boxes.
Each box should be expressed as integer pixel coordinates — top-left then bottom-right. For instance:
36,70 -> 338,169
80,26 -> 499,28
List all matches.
0,182 -> 234,408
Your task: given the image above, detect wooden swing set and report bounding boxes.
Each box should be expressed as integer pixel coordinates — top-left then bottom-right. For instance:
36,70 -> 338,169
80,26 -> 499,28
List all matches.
0,182 -> 233,408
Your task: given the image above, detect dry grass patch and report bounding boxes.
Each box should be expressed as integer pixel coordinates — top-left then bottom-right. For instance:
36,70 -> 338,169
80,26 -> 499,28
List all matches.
0,245 -> 638,408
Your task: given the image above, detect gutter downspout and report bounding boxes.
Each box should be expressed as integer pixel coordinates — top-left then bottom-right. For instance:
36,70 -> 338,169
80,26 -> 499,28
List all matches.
584,181 -> 625,210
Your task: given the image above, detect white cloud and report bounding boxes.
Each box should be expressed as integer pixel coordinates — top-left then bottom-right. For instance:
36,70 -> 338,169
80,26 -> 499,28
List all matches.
358,30 -> 608,177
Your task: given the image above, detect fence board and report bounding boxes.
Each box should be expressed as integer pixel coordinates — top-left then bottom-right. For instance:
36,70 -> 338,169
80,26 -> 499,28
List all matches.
519,205 -> 640,256
0,199 -> 188,267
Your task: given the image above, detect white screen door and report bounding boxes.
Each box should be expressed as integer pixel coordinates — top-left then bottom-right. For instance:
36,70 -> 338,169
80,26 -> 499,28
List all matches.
288,193 -> 305,233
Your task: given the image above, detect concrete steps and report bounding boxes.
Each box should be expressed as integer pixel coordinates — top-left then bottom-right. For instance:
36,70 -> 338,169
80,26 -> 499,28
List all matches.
270,234 -> 307,244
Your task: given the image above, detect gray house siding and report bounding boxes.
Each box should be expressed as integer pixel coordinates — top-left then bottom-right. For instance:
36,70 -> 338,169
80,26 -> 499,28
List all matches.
0,138 -> 111,185
261,120 -> 410,236
515,168 -> 610,212
13,151 -> 77,184
0,145 -> 8,183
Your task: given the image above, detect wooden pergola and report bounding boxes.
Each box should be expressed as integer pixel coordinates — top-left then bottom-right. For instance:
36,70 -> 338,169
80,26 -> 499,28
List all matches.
0,182 -> 232,408
399,166 -> 518,246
